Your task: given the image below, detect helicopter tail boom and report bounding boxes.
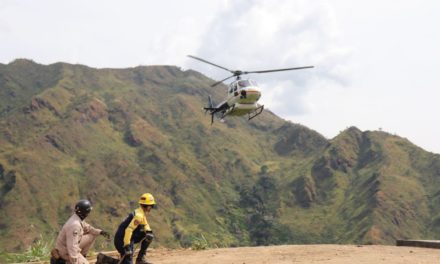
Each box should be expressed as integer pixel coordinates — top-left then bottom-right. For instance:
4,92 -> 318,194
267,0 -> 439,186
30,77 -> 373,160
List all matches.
203,96 -> 230,125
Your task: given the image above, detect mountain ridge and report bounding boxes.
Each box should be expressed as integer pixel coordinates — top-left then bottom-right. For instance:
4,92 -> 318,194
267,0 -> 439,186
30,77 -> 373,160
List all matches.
1,59 -> 440,253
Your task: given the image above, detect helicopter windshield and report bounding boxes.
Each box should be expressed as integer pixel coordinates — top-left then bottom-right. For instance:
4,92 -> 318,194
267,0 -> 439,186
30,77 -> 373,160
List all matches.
238,80 -> 251,88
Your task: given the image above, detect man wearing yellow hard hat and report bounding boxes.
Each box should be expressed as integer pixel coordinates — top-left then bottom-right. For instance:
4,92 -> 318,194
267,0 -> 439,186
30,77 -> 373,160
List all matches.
114,193 -> 156,264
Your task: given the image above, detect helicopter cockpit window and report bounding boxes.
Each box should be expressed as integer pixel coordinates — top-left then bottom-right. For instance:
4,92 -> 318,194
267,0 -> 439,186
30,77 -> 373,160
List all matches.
238,80 -> 251,88
229,83 -> 238,93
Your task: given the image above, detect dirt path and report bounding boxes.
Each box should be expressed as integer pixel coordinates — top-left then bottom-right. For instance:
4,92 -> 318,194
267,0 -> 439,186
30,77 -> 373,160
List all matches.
99,244 -> 440,264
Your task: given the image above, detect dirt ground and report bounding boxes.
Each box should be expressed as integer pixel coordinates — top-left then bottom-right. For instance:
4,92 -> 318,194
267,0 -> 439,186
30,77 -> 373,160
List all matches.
90,244 -> 440,264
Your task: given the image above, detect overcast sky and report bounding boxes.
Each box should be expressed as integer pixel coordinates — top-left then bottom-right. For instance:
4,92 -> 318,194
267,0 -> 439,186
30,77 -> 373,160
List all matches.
1,0 -> 440,154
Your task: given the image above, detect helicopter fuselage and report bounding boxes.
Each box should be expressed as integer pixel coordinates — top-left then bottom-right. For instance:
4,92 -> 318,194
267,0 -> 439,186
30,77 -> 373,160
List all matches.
224,79 -> 262,116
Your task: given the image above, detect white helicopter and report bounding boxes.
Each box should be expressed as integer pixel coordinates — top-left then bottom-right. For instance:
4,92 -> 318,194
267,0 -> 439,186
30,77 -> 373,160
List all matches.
188,55 -> 314,124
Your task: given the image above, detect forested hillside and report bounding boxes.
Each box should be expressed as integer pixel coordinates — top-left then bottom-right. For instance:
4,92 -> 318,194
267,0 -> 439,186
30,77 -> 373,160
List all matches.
1,59 -> 440,252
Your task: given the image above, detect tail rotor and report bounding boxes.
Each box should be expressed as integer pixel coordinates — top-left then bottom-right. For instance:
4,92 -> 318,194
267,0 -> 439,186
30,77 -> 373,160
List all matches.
208,95 -> 213,108
204,95 -> 216,125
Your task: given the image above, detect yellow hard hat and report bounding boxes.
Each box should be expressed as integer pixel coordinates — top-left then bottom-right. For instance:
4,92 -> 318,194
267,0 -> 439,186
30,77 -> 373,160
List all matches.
139,193 -> 156,206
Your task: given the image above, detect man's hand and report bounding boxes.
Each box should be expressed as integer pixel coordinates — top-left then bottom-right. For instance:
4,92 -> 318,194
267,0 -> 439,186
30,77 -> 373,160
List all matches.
123,245 -> 132,257
100,230 -> 110,239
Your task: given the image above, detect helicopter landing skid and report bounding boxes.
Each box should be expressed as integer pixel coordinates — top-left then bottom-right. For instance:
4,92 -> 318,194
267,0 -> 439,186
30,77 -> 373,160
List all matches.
248,105 -> 264,121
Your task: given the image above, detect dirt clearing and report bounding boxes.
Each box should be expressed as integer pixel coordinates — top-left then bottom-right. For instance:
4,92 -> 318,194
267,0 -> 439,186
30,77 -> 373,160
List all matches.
93,244 -> 440,264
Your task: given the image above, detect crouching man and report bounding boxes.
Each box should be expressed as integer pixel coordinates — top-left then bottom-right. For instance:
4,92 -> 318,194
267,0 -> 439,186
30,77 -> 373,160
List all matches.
51,199 -> 110,264
114,193 -> 156,264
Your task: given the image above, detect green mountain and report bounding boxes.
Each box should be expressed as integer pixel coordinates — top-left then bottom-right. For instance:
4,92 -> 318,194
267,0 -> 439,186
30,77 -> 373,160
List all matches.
1,59 -> 440,252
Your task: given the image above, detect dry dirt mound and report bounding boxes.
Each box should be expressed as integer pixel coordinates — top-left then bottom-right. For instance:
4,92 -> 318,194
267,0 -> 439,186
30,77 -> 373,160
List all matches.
89,244 -> 440,264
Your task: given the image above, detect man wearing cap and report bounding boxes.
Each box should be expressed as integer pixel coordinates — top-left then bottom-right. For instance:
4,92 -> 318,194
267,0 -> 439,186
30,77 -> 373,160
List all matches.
114,193 -> 156,264
52,199 -> 110,264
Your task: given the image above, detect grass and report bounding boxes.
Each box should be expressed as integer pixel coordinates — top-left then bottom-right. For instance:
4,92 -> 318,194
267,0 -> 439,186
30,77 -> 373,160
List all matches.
0,237 -> 52,263
191,234 -> 210,250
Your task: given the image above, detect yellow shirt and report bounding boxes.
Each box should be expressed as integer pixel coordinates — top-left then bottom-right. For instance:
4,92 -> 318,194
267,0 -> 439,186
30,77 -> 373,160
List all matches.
123,207 -> 151,246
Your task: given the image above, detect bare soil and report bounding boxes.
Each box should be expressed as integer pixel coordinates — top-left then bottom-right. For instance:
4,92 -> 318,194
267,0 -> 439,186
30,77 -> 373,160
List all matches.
92,244 -> 440,264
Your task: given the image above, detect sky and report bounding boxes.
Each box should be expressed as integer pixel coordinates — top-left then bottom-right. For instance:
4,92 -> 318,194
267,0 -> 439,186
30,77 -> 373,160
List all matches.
1,0 -> 440,153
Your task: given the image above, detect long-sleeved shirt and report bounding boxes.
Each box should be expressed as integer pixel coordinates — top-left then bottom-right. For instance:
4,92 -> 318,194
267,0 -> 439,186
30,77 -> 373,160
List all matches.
55,214 -> 101,263
116,207 -> 151,246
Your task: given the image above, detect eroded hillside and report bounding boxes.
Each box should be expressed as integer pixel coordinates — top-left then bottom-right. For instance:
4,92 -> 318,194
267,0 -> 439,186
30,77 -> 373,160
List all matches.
1,60 -> 440,252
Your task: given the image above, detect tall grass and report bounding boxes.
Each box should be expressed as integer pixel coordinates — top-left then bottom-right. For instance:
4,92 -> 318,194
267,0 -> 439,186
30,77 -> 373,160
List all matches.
191,234 -> 209,250
0,237 -> 52,263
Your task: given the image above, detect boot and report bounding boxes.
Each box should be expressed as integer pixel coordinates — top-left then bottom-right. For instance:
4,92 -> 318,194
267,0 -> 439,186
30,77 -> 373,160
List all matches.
96,253 -> 119,264
136,237 -> 152,264
136,253 -> 152,264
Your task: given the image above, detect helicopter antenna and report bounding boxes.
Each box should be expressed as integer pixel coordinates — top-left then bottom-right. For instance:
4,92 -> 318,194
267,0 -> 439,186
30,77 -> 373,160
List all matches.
188,55 -> 314,87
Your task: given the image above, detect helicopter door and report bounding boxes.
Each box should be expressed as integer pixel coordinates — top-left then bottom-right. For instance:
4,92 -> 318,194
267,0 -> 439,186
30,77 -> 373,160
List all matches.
233,83 -> 239,96
228,85 -> 234,95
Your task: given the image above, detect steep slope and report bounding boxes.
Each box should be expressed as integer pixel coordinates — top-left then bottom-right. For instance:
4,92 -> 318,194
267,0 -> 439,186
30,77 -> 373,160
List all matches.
0,60 -> 298,251
277,127 -> 440,244
1,60 -> 440,253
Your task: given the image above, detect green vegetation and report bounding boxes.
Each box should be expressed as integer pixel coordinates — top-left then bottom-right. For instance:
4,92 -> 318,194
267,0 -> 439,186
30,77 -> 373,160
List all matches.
239,175 -> 290,245
190,234 -> 210,250
0,237 -> 52,263
1,60 -> 440,254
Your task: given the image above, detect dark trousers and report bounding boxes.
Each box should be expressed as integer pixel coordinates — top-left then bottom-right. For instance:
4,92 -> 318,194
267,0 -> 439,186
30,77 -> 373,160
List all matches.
114,233 -> 152,264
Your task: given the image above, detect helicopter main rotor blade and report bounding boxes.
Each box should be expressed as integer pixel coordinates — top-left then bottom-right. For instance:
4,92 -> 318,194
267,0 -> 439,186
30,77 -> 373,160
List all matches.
245,66 -> 314,74
211,75 -> 236,87
187,55 -> 233,73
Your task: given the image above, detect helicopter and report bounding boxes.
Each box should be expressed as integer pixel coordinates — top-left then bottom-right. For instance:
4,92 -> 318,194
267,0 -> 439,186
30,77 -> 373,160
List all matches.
187,55 -> 314,124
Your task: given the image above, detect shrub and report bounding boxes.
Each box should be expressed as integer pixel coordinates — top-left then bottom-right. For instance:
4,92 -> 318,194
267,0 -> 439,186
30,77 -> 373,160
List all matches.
191,234 -> 209,250
0,237 -> 52,263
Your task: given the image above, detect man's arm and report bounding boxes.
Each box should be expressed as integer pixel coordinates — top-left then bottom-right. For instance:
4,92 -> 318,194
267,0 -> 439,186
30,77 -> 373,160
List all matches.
82,221 -> 102,236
